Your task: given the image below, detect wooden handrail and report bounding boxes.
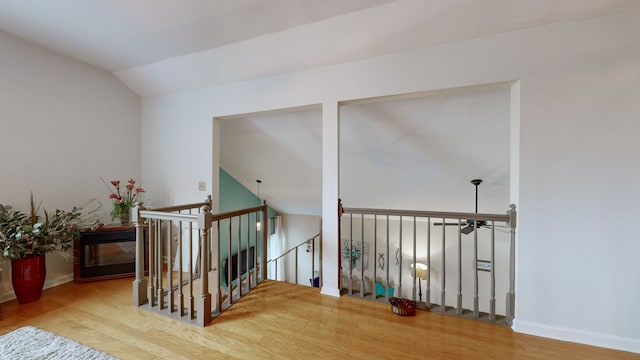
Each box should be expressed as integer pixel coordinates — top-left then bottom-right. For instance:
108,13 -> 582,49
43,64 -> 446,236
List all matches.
267,233 -> 320,263
139,210 -> 198,222
146,195 -> 212,213
142,203 -> 265,224
211,204 -> 264,222
341,207 -> 511,223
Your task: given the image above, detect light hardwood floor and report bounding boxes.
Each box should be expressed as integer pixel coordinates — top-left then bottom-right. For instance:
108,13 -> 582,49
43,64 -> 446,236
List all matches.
0,278 -> 638,359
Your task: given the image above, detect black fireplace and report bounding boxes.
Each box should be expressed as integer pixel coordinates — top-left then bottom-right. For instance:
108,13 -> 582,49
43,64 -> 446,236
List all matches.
74,225 -> 147,283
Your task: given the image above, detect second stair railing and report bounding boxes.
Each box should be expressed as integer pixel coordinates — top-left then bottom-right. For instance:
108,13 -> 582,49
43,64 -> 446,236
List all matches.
339,200 -> 516,325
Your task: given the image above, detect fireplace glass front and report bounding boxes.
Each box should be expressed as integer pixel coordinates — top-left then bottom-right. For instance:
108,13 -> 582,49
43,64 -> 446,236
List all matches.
74,225 -> 147,283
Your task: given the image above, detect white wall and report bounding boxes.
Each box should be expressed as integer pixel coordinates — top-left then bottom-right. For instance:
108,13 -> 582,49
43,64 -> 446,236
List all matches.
140,9 -> 640,353
0,31 -> 140,302
141,92 -> 213,207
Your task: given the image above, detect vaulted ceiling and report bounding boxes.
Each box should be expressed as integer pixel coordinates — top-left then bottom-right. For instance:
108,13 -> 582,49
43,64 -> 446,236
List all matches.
0,0 -> 392,72
1,0 -> 636,215
1,0 -> 635,97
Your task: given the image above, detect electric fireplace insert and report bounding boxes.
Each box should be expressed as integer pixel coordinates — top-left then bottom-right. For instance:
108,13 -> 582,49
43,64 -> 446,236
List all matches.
74,224 -> 148,283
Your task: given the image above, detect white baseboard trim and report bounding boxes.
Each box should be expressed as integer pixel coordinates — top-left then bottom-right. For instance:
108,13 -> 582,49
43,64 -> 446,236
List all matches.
0,273 -> 74,304
513,319 -> 640,354
320,287 -> 341,297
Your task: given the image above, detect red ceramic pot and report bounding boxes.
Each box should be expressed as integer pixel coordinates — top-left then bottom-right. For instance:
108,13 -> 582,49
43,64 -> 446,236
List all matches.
11,255 -> 46,304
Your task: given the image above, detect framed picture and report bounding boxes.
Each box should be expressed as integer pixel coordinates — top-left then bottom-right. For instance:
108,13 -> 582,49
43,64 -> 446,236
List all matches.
342,240 -> 368,271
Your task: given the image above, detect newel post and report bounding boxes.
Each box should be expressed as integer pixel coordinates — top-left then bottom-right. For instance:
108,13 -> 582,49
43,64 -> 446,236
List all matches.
196,204 -> 212,326
132,201 -> 147,307
205,194 -> 213,211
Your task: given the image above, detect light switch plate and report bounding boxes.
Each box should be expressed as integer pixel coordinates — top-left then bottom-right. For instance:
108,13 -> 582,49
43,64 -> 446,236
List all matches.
198,181 -> 206,191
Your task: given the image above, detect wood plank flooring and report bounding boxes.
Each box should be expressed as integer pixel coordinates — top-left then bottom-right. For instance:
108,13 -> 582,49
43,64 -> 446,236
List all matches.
0,278 -> 638,359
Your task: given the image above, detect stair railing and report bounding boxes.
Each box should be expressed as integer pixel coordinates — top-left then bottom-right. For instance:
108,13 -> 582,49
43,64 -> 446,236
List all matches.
339,200 -> 516,325
267,231 -> 322,288
132,196 -> 268,327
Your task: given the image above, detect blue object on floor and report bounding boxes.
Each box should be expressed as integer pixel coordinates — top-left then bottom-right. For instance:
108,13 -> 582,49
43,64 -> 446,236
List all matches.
375,281 -> 394,297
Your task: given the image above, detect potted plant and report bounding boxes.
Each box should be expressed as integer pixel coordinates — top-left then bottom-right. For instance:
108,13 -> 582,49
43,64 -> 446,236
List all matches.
0,195 -> 97,304
102,178 -> 144,224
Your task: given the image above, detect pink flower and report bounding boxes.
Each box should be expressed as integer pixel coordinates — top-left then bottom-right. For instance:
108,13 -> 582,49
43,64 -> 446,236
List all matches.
103,177 -> 145,219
